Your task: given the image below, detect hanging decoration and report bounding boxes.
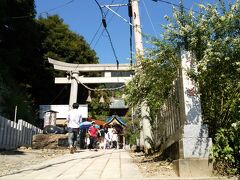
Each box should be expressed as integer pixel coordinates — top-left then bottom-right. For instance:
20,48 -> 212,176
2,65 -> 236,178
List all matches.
86,90 -> 92,102
110,91 -> 115,103
99,92 -> 105,103
121,93 -> 126,99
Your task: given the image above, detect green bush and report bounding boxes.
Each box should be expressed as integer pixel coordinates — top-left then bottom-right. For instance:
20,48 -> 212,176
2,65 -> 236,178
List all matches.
211,122 -> 240,175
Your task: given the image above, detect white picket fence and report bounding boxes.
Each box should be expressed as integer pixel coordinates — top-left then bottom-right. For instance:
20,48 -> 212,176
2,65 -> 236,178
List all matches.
0,116 -> 42,150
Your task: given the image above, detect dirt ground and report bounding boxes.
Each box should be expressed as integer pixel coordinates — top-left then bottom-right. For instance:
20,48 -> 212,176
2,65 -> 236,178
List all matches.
0,147 -> 69,177
129,151 -> 178,178
0,147 -> 179,178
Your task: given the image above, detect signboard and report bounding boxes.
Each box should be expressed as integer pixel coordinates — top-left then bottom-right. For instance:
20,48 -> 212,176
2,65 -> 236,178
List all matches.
43,111 -> 57,127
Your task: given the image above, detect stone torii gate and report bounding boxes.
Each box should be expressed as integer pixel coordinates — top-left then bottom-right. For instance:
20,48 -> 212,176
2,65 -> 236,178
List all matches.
48,58 -> 133,106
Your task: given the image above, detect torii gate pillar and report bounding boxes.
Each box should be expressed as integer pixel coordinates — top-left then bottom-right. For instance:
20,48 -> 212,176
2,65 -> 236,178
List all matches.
69,72 -> 78,106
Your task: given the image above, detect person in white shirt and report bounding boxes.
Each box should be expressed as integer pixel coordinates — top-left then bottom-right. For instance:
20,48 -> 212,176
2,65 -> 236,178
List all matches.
103,128 -> 111,150
108,127 -> 113,148
66,103 -> 82,154
111,128 -> 118,149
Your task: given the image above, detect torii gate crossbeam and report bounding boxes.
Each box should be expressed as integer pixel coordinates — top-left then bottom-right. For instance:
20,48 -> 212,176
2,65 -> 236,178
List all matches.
48,58 -> 133,106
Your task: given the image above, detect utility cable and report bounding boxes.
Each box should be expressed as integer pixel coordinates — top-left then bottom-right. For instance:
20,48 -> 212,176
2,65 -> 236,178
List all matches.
69,0 -> 128,93
39,0 -> 75,16
66,0 -> 118,90
8,0 -> 76,19
152,0 -> 200,14
90,22 -> 102,46
90,0 -> 115,46
93,0 -> 119,68
142,0 -> 158,37
49,85 -> 68,104
73,0 -> 116,75
103,24 -> 119,68
49,0 -> 123,94
7,15 -> 34,19
92,1 -> 124,49
8,0 -> 204,20
128,0 -> 133,68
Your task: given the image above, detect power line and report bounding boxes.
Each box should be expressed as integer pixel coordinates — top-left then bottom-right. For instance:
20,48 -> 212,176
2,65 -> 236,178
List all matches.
90,22 -> 103,46
104,28 -> 119,67
67,0 -> 123,93
7,0 -> 76,19
152,0 -> 200,14
92,3 -> 122,49
93,0 -> 105,19
39,0 -> 76,16
93,0 -> 119,68
142,0 -> 158,37
90,0 -> 116,46
7,15 -> 34,19
49,85 -> 68,104
128,0 -> 133,67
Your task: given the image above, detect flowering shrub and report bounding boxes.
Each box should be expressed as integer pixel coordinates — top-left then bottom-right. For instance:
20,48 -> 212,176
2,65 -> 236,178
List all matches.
211,122 -> 240,175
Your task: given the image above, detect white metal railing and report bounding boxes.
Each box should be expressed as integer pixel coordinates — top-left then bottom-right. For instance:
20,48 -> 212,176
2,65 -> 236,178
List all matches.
0,116 -> 42,150
156,78 -> 184,150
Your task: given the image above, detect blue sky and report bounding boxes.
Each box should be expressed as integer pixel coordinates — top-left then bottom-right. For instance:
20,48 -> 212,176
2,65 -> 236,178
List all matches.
35,0 -> 222,64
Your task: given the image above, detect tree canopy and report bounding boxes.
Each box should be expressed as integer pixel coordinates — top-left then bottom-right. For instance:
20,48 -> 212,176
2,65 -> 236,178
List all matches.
0,1 -> 99,123
126,0 -> 240,136
38,15 -> 98,65
125,0 -> 240,174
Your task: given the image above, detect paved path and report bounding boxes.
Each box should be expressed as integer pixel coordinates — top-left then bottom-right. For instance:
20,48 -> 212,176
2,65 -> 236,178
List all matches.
0,149 -> 142,180
0,149 -> 237,180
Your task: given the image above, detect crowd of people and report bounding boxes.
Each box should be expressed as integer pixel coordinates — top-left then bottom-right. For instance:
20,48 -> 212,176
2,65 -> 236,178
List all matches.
66,102 -> 120,154
87,122 -> 119,151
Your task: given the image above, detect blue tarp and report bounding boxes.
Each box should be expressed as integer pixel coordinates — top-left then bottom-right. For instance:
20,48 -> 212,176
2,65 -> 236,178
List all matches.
80,121 -> 100,129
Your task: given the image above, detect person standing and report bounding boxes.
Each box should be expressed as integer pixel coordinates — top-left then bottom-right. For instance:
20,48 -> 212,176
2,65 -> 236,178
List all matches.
88,121 -> 99,151
99,125 -> 105,148
66,102 -> 82,154
111,128 -> 118,149
103,127 -> 111,150
108,126 -> 113,148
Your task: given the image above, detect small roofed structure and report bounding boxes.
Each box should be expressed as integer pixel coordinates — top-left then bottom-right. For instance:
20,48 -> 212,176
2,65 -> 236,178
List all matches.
105,115 -> 126,149
105,115 -> 126,127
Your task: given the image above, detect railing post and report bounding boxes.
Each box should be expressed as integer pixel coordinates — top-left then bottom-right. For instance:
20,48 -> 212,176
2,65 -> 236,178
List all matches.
172,50 -> 213,177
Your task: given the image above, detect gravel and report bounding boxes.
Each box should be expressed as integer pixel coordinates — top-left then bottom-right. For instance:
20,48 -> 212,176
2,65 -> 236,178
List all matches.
0,147 -> 69,177
130,151 -> 178,178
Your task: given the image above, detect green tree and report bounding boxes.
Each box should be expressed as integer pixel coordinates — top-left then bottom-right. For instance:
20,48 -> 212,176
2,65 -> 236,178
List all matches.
0,0 -> 38,122
0,4 -> 100,123
126,0 -> 240,172
36,15 -> 99,105
125,41 -> 180,150
163,0 -> 240,136
38,15 -> 98,65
